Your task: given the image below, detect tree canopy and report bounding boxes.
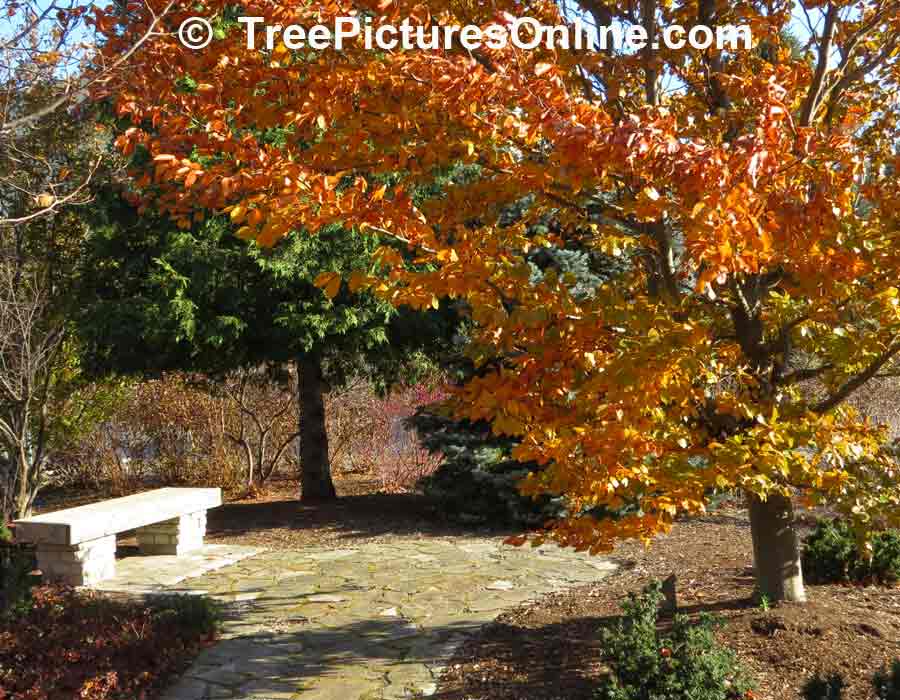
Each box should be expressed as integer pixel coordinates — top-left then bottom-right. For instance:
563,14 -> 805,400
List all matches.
96,0 -> 900,600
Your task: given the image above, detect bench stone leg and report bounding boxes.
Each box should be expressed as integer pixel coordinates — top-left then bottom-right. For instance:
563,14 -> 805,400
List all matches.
36,534 -> 116,586
136,510 -> 207,555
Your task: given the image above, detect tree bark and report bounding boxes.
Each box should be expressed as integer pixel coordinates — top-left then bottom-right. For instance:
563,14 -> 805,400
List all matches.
297,354 -> 336,501
14,432 -> 36,519
747,491 -> 806,603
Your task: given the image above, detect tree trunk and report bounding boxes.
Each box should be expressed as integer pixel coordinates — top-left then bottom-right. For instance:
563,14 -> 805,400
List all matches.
747,491 -> 806,603
297,354 -> 336,501
14,439 -> 35,519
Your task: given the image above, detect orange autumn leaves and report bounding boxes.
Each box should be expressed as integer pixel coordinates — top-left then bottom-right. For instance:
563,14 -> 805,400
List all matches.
97,0 -> 900,551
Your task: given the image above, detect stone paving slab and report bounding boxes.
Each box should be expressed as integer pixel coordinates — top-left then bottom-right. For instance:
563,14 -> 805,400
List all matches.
125,538 -> 617,700
90,545 -> 264,594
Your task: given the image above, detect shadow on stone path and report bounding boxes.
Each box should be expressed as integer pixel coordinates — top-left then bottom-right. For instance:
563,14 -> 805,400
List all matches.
157,538 -> 617,700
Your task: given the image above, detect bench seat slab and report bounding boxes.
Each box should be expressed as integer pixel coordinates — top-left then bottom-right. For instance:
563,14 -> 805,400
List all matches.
13,487 -> 221,546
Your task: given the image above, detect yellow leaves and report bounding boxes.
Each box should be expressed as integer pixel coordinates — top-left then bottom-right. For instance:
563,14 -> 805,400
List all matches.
373,246 -> 403,267
371,184 -> 387,202
596,233 -> 634,258
313,272 -> 342,299
534,62 -> 554,77
717,238 -> 733,258
493,413 -> 526,436
228,204 -> 247,224
642,186 -> 661,202
347,270 -> 370,293
631,185 -> 666,221
35,192 -> 55,208
316,114 -> 327,130
436,248 -> 459,263
34,51 -> 60,65
256,221 -> 287,248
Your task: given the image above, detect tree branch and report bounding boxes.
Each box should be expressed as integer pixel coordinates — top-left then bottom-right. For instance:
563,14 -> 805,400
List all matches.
813,341 -> 900,413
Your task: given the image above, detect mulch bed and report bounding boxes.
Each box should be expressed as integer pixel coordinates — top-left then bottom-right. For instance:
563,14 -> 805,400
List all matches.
434,508 -> 900,700
0,586 -> 217,700
202,472 -> 514,550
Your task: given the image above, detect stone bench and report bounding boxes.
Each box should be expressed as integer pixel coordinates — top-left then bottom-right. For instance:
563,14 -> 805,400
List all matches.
12,487 -> 222,586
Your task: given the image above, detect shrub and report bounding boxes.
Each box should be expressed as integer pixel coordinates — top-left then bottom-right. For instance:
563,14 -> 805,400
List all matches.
0,540 -> 38,619
870,531 -> 900,584
802,519 -> 857,583
595,581 -> 751,700
801,672 -> 845,700
0,586 -> 220,699
874,659 -> 900,700
802,519 -> 900,585
151,592 -> 222,638
800,660 -> 900,700
333,382 -> 446,493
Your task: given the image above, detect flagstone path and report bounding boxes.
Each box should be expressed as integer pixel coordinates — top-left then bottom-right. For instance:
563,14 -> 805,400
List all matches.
144,538 -> 616,700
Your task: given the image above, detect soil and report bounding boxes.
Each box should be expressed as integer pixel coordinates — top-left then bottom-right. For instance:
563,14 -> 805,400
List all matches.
433,507 -> 900,700
201,472 -> 517,549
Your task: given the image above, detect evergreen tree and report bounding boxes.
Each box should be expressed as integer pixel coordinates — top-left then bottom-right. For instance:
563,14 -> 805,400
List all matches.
78,197 -> 452,500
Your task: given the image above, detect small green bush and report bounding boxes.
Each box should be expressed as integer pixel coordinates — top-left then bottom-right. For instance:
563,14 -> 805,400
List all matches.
151,593 -> 222,637
595,581 -> 751,700
874,659 -> 900,700
802,519 -> 857,583
870,531 -> 900,584
801,672 -> 845,700
0,542 -> 39,620
802,519 -> 900,585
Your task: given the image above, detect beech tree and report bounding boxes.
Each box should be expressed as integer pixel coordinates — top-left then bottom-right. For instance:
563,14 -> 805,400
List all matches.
97,0 -> 900,601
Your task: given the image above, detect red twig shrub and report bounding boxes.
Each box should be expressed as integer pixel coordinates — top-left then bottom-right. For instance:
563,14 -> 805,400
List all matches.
325,380 -> 446,491
365,384 -> 447,493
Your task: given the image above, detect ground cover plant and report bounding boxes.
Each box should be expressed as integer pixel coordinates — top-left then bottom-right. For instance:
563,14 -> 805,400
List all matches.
0,586 -> 220,700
